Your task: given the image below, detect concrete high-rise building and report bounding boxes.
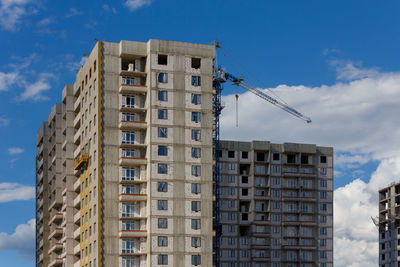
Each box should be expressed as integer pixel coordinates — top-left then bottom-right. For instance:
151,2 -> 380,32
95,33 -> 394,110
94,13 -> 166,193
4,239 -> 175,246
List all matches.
36,39 -> 334,267
378,183 -> 400,267
218,141 -> 333,267
36,39 -> 215,267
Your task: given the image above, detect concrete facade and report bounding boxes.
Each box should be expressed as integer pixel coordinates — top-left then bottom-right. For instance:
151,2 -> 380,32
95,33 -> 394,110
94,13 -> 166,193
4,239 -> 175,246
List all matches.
378,183 -> 400,267
36,39 -> 215,267
218,141 -> 334,267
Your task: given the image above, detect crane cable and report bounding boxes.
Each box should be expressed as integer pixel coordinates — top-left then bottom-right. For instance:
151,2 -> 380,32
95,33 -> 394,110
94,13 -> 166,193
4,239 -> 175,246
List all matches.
218,45 -> 290,106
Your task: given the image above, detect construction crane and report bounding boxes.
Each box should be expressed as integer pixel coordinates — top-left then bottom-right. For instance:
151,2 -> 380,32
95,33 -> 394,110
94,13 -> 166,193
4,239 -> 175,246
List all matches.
212,42 -> 312,267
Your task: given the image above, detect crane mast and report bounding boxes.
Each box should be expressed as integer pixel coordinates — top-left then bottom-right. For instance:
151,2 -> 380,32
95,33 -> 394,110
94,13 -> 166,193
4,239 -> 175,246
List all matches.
212,44 -> 311,267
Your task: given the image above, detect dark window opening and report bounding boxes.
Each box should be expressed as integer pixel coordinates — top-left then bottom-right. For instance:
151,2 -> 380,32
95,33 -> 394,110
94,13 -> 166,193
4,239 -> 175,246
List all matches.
217,150 -> 222,157
239,226 -> 250,236
301,155 -> 309,164
191,58 -> 201,69
256,152 -> 265,161
158,54 -> 168,65
241,213 -> 248,221
273,153 -> 280,161
242,188 -> 248,196
320,155 -> 327,163
242,151 -> 248,159
240,164 -> 250,175
241,176 -> 248,184
287,154 -> 296,164
228,151 -> 235,158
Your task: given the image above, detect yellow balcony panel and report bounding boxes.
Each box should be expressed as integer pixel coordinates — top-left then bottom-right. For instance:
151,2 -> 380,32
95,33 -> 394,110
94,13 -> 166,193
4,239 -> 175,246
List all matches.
119,84 -> 148,94
119,230 -> 147,238
119,120 -> 147,130
119,157 -> 147,166
119,194 -> 147,202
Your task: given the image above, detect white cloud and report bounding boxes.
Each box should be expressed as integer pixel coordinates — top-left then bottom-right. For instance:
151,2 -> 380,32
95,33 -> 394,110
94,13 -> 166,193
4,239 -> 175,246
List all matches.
335,153 -> 372,169
0,71 -> 18,91
8,147 -> 23,155
65,7 -> 82,18
124,0 -> 153,11
37,16 -> 54,27
330,59 -> 380,81
0,0 -> 34,31
0,183 -> 35,202
0,219 -> 35,260
103,4 -> 117,14
19,72 -> 54,101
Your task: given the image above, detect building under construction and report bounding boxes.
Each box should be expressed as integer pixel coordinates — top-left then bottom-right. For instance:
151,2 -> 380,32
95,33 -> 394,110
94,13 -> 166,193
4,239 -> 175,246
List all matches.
35,39 -> 334,267
378,183 -> 400,267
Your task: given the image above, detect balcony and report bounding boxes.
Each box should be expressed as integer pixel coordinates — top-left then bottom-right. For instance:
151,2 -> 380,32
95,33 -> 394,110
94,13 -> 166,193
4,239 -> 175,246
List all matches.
38,184 -> 44,195
73,195 -> 81,208
119,120 -> 147,130
73,244 -> 80,256
61,139 -> 67,150
38,158 -> 44,169
39,239 -> 44,249
73,211 -> 80,224
37,143 -> 44,155
119,230 -> 147,238
73,153 -> 88,170
73,178 -> 81,192
37,171 -> 43,183
73,130 -> 81,146
48,257 -> 63,267
119,68 -> 147,77
119,194 -> 147,202
73,144 -> 81,159
119,84 -> 147,94
74,97 -> 81,113
39,225 -> 44,234
48,242 -> 63,254
74,260 -> 80,267
37,198 -> 43,209
73,227 -> 80,240
48,227 -> 63,240
73,114 -> 81,129
37,211 -> 43,222
119,157 -> 147,166
49,212 -> 63,226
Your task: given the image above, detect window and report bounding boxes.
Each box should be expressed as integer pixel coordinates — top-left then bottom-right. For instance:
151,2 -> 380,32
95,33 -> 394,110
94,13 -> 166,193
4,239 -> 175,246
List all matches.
228,151 -> 235,158
320,191 -> 327,199
122,113 -> 135,122
158,145 -> 168,156
320,155 -> 327,163
192,147 -> 201,158
191,237 -> 201,248
272,177 -> 280,185
121,149 -> 135,158
158,218 -> 168,229
242,151 -> 248,159
191,165 -> 201,176
191,58 -> 201,69
320,168 -> 327,175
121,95 -> 135,108
158,236 -> 168,247
158,73 -> 168,83
158,200 -> 168,210
320,251 -> 327,259
320,203 -> 327,211
121,257 -> 135,267
158,127 -> 168,138
121,203 -> 135,217
94,60 -> 96,72
191,183 -> 201,194
191,112 -> 201,122
122,185 -> 136,194
191,219 -> 201,230
121,167 -> 135,181
191,93 -> 201,104
158,163 -> 168,174
273,153 -> 280,161
191,129 -> 201,141
271,165 -> 281,173
287,154 -> 296,163
320,239 -> 326,247
121,220 -> 135,231
122,77 -> 135,85
158,254 -> 168,265
158,182 -> 168,192
192,255 -> 201,266
192,201 -> 201,212
192,76 -> 201,86
158,90 -> 168,101
122,131 -> 135,144
228,163 -> 236,170
320,179 -> 327,188
158,54 -> 168,65
228,175 -> 236,183
158,109 -> 168,119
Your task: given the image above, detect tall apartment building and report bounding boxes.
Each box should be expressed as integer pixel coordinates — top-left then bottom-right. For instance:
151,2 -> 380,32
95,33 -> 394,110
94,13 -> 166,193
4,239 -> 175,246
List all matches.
36,39 -> 215,267
218,141 -> 333,267
378,182 -> 400,267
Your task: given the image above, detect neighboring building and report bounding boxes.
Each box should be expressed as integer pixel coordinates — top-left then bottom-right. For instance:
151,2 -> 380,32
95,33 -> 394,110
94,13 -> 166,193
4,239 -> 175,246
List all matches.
36,39 -> 215,267
378,183 -> 400,267
218,140 -> 334,267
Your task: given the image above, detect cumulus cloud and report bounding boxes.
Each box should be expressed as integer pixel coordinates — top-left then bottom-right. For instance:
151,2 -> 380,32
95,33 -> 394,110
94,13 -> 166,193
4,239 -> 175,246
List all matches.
103,4 -> 117,14
0,219 -> 35,260
0,183 -> 35,202
0,0 -> 35,31
220,64 -> 400,266
19,72 -> 54,101
0,71 -> 18,91
37,16 -> 54,27
65,7 -> 82,18
8,147 -> 24,155
124,0 -> 153,11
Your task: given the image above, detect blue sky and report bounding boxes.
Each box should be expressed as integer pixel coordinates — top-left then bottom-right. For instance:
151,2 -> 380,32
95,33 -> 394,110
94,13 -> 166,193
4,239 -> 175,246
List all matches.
1,0 -> 400,266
